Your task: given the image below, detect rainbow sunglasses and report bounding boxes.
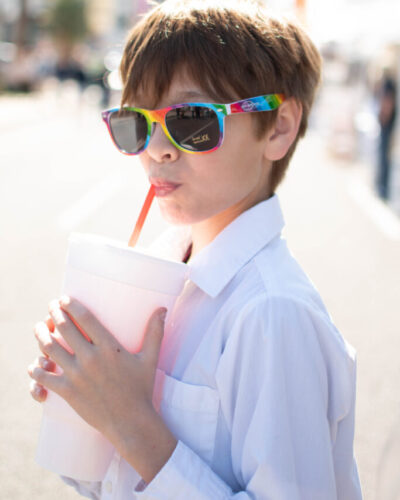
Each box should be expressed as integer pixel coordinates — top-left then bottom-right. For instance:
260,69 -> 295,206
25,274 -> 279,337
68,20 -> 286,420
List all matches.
101,94 -> 285,155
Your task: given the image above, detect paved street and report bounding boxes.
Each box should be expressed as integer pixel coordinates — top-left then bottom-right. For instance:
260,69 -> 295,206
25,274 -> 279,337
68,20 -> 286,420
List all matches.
1,90 -> 399,499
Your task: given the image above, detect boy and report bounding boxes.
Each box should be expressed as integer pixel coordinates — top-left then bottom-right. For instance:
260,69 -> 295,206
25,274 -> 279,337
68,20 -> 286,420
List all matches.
29,0 -> 363,498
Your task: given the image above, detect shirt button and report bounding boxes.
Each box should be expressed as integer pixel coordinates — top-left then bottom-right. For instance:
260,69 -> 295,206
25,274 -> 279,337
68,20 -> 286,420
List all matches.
104,480 -> 113,494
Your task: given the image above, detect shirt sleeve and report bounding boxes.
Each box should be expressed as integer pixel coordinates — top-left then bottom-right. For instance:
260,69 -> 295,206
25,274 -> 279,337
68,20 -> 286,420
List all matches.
135,295 -> 362,500
60,476 -> 102,499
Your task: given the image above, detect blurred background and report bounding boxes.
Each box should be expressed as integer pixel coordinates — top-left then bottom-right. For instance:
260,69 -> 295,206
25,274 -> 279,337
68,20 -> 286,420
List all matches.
1,0 -> 399,499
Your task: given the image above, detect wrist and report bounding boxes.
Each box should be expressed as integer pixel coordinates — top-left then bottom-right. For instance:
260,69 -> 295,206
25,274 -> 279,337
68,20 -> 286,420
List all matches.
115,407 -> 178,484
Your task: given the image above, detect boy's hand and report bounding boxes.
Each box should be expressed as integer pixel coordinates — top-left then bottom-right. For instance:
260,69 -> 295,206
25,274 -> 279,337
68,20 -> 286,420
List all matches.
28,297 -> 169,452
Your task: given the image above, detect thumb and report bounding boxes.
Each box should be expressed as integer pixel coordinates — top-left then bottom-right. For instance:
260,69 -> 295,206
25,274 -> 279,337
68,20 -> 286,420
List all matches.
141,308 -> 167,366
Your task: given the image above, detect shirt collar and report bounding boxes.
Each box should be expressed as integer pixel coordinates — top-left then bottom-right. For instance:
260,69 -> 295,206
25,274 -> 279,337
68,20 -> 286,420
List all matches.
187,194 -> 285,298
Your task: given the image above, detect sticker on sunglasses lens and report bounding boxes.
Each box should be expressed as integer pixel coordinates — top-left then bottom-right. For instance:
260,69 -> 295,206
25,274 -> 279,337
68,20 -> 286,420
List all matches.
192,133 -> 211,145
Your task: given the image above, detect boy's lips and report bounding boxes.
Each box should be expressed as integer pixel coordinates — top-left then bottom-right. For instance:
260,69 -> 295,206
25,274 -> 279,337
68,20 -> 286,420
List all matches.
149,178 -> 182,197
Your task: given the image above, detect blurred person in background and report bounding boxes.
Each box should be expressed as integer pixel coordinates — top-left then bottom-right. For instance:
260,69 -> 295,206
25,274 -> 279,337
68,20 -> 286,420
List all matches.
50,0 -> 88,92
54,45 -> 87,89
5,45 -> 37,92
375,66 -> 397,201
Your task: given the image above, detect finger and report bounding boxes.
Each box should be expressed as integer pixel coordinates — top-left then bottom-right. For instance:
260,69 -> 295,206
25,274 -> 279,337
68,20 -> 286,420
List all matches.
30,355 -> 57,373
28,363 -> 64,395
59,296 -> 112,347
34,321 -> 74,370
48,299 -> 92,354
29,379 -> 47,403
45,315 -> 55,333
38,355 -> 56,372
141,308 -> 167,367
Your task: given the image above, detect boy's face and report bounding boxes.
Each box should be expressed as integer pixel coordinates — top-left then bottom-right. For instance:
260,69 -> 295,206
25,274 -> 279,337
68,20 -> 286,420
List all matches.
136,73 -> 274,227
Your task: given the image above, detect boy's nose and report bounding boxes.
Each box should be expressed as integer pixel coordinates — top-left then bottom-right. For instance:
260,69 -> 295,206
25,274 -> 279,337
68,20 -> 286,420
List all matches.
146,123 -> 179,163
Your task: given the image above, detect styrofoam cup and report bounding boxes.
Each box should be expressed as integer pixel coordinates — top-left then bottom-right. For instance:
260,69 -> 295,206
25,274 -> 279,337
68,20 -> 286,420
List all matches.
36,233 -> 187,481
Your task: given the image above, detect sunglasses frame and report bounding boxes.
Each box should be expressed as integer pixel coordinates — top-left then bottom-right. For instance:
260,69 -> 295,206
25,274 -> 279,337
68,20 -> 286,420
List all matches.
101,94 -> 285,155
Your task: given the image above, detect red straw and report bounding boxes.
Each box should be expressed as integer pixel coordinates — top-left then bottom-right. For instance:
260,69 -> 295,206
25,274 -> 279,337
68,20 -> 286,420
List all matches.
128,184 -> 156,247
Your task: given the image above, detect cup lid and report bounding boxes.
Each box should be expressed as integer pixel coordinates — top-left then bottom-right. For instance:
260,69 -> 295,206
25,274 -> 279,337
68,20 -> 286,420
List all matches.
66,233 -> 188,295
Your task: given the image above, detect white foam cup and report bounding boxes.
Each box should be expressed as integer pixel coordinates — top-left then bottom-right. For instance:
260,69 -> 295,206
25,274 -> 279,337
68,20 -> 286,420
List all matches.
36,233 -> 188,481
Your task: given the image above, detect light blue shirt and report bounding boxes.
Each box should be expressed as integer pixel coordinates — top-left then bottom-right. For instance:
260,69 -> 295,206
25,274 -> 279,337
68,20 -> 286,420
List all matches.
63,194 -> 362,499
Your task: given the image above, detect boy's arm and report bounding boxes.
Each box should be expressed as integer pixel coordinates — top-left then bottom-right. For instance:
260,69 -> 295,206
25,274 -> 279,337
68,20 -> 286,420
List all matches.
133,295 -> 362,500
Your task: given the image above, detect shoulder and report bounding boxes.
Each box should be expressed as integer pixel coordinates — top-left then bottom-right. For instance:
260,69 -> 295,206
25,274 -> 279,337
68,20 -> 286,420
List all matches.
219,278 -> 356,388
228,236 -> 333,322
227,290 -> 351,356
218,293 -> 356,422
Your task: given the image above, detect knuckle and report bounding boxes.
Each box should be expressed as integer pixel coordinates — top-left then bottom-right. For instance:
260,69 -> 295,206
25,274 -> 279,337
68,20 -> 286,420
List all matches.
38,355 -> 47,365
32,365 -> 45,383
39,356 -> 54,371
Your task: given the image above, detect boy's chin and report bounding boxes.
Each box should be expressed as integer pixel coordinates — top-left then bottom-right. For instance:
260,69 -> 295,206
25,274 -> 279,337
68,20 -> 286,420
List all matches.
158,204 -> 206,227
159,206 -> 193,226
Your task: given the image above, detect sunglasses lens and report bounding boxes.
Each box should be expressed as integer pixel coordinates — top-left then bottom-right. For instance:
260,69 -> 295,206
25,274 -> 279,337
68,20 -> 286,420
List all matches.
165,106 -> 220,152
109,109 -> 148,154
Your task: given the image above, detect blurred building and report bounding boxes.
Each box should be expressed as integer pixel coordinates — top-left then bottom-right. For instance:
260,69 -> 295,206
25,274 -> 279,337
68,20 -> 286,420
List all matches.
0,0 -> 46,49
0,0 -> 154,92
87,0 -> 151,40
0,0 -> 151,47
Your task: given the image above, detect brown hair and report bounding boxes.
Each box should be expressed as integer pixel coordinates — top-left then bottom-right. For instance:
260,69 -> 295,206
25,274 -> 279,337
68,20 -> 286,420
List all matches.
120,0 -> 322,191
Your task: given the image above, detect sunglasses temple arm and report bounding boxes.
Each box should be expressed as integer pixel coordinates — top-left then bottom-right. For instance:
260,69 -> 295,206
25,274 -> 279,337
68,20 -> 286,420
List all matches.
226,94 -> 286,115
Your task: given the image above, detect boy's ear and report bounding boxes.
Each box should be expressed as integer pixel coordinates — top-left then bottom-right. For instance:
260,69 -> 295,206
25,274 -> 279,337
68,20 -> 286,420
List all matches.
263,98 -> 303,161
